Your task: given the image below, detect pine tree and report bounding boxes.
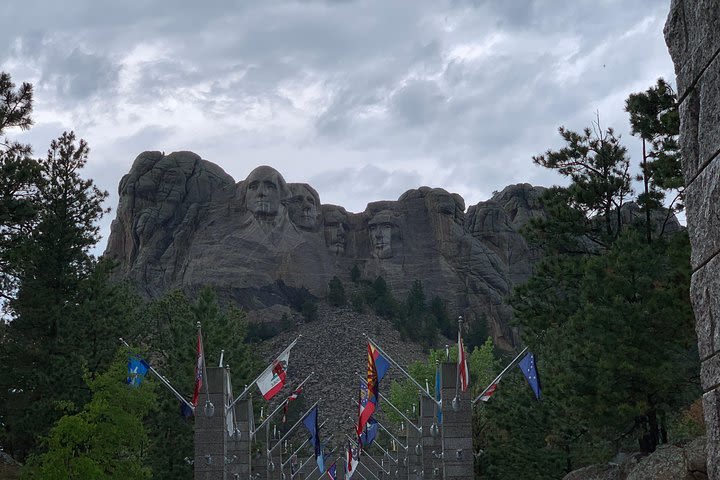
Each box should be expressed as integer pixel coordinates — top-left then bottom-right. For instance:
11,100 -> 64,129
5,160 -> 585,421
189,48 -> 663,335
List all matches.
625,78 -> 682,241
20,353 -> 156,479
0,72 -> 40,307
508,110 -> 698,464
530,117 -> 632,250
0,130 -> 110,460
328,276 -> 346,307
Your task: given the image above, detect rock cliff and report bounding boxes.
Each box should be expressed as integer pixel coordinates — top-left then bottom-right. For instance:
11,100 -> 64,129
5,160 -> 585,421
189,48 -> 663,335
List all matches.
105,152 -> 547,350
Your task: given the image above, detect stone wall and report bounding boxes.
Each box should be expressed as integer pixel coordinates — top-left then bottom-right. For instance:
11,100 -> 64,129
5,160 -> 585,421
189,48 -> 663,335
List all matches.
664,2 -> 720,478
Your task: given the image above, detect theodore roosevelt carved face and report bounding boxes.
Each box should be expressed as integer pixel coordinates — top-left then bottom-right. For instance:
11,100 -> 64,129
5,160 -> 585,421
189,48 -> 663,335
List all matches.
368,210 -> 397,259
323,207 -> 348,254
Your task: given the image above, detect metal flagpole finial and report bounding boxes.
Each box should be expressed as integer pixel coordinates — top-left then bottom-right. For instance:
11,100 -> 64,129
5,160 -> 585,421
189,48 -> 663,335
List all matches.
205,400 -> 215,417
196,321 -> 202,329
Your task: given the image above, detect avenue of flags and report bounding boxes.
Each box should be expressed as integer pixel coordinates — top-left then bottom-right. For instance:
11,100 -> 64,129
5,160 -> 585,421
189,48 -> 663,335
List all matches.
120,316 -> 545,478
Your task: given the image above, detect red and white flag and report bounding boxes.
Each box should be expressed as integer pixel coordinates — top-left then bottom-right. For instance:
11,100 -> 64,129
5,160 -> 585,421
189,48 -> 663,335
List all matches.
257,350 -> 290,400
346,442 -> 358,479
458,329 -> 469,392
478,382 -> 498,402
192,331 -> 204,407
282,385 -> 303,423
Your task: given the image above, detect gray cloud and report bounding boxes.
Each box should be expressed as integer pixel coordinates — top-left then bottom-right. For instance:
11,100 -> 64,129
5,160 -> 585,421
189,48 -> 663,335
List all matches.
0,0 -> 677,253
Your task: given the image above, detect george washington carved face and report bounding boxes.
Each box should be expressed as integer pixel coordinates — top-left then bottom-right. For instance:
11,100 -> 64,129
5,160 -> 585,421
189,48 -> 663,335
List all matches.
244,166 -> 288,219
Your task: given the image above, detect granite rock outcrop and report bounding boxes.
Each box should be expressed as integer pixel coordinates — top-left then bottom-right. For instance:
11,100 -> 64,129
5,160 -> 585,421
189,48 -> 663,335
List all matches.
105,153 -> 547,349
665,0 -> 720,477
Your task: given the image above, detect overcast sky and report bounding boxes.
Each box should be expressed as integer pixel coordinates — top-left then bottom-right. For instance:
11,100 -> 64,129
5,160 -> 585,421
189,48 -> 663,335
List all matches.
1,0 -> 676,253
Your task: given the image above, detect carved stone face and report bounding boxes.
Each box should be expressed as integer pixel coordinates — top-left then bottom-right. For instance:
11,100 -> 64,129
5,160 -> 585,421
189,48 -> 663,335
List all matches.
245,166 -> 285,218
323,208 -> 348,255
288,185 -> 319,231
368,210 -> 397,259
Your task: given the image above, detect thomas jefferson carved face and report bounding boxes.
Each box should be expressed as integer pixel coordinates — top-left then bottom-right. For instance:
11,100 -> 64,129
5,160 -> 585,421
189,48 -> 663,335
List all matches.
288,184 -> 320,231
245,166 -> 286,218
368,210 -> 397,259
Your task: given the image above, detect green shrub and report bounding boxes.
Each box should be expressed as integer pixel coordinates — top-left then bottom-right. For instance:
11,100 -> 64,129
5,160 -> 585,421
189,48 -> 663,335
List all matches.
328,276 -> 346,307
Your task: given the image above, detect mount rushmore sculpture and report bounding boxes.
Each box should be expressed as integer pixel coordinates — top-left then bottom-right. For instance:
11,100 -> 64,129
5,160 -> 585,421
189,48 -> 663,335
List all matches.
105,151 -> 548,350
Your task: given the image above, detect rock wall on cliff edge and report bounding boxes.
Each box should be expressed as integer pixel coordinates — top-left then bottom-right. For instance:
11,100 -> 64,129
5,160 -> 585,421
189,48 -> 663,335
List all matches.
104,152 -> 547,351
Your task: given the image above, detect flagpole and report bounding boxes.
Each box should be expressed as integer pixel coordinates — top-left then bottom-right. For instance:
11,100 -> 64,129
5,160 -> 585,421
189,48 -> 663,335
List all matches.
363,334 -> 439,406
347,413 -> 407,451
269,399 -> 321,454
368,439 -> 398,464
300,442 -> 335,478
227,335 -> 301,410
253,372 -> 314,434
197,322 -> 211,406
471,346 -> 529,405
355,374 -> 421,433
454,316 -> 462,405
315,459 -> 340,480
344,435 -> 389,475
119,337 -> 195,411
344,437 -> 382,480
282,420 -> 328,469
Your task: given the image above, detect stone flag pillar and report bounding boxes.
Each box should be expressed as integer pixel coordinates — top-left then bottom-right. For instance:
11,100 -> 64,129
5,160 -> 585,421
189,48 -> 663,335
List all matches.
665,1 -> 720,478
419,395 -> 443,479
226,391 -> 252,480
194,367 -> 253,480
195,367 -> 228,480
405,413 -> 423,479
440,363 -> 473,480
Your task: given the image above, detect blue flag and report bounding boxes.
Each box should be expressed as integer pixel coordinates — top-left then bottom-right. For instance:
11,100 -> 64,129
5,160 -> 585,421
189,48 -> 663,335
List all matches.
434,368 -> 442,425
303,406 -> 322,469
327,462 -> 337,480
360,417 -> 379,447
518,352 -> 541,400
126,357 -> 149,387
180,402 -> 194,418
317,446 -> 325,474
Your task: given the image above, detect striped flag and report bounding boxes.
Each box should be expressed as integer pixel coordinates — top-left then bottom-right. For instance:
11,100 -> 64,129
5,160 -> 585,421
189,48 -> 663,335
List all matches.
282,385 -> 303,423
192,331 -> 204,407
458,329 -> 469,392
478,382 -> 498,402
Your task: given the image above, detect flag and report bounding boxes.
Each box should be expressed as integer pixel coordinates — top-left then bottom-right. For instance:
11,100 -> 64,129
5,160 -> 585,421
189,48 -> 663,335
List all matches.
302,406 -> 321,470
257,350 -> 290,400
282,385 -> 303,423
180,402 -> 194,418
346,441 -> 358,479
357,342 -> 389,435
290,455 -> 299,476
478,382 -> 498,402
368,343 -> 390,382
518,352 -> 541,400
317,446 -> 325,474
434,367 -> 442,425
126,357 -> 149,387
192,331 -> 204,407
357,381 -> 374,436
360,417 -> 379,447
226,370 -> 235,435
327,462 -> 337,480
458,329 -> 469,392
317,444 -> 330,474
